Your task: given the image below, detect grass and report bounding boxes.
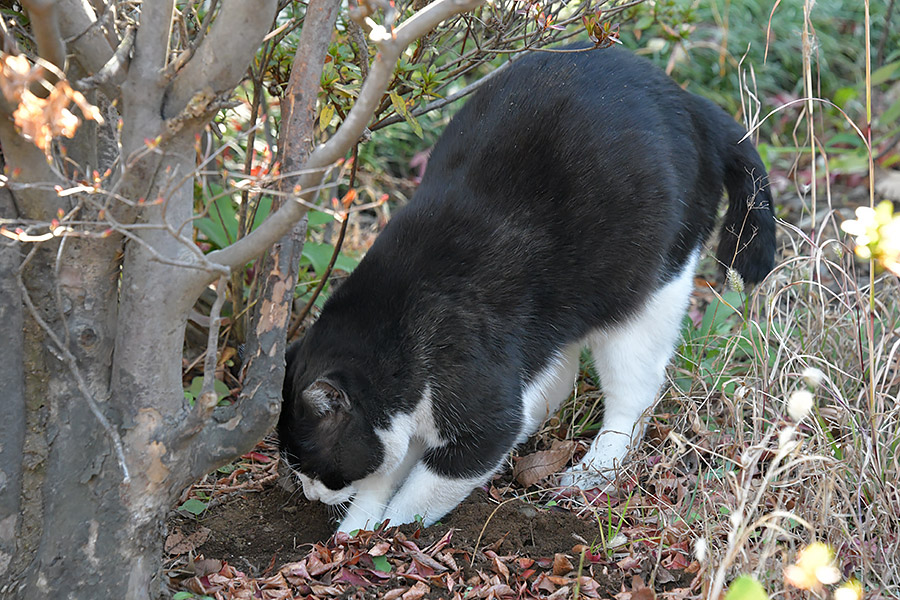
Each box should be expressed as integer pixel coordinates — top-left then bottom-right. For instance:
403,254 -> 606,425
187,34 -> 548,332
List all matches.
533,219 -> 900,598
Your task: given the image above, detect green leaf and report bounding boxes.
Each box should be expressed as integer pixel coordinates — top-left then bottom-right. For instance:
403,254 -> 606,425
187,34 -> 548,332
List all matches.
872,60 -> 900,86
319,103 -> 336,131
307,210 -> 334,227
251,196 -> 273,230
878,96 -> 900,128
389,91 -> 423,139
833,86 -> 857,108
301,242 -> 359,275
179,499 -> 208,516
725,575 -> 769,600
173,593 -> 195,600
372,555 -> 392,573
213,379 -> 230,400
185,377 -> 230,402
196,195 -> 238,249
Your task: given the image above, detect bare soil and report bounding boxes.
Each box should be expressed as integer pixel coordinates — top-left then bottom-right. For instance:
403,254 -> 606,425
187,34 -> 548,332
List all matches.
166,477 -> 698,598
170,485 -> 606,574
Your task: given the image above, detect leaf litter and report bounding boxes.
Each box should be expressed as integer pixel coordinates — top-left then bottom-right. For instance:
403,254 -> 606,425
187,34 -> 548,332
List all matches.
166,434 -> 702,599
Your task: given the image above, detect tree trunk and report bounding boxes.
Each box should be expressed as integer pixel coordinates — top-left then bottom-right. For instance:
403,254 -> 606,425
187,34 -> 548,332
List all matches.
0,0 -> 483,595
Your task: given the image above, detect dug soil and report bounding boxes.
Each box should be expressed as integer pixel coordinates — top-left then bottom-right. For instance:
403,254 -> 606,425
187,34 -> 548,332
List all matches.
166,480 -> 698,598
171,484 -> 605,573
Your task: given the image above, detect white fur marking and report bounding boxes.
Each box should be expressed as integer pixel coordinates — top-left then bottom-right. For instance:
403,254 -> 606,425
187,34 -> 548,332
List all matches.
337,386 -> 443,532
297,472 -> 355,505
561,252 -> 699,489
518,345 -> 580,444
381,462 -> 493,526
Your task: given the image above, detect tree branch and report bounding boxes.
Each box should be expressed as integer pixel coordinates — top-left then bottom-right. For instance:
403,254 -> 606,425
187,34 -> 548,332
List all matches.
56,0 -> 118,82
372,54 -> 515,131
21,0 -> 66,71
164,0 -> 279,119
74,26 -> 135,94
186,0 -> 343,468
205,0 -> 485,273
127,0 -> 174,87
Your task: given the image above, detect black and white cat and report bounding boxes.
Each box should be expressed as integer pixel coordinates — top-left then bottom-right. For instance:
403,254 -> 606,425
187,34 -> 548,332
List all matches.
279,46 -> 775,533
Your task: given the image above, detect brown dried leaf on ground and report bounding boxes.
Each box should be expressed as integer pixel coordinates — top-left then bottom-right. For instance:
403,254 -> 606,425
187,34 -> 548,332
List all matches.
513,439 -> 576,487
165,526 -> 211,556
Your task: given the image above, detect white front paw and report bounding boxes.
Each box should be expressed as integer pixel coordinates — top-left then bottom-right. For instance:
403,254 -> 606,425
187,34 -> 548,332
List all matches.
338,512 -> 376,534
558,461 -> 616,491
558,431 -> 631,490
338,503 -> 383,534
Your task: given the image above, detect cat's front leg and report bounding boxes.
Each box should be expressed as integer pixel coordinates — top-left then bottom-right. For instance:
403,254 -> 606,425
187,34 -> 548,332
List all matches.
338,475 -> 394,533
338,438 -> 425,533
380,462 -> 494,526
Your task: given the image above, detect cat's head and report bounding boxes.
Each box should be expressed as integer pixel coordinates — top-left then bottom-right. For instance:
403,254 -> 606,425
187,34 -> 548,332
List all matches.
278,342 -> 384,505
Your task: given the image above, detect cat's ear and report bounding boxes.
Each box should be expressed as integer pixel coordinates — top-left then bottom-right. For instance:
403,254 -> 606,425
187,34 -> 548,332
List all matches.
302,378 -> 351,417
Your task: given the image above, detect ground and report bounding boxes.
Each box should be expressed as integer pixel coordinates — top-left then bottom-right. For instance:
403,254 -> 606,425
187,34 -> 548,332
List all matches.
164,438 -> 700,599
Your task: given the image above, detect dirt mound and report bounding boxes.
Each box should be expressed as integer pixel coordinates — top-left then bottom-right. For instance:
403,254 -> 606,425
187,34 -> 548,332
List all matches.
169,485 -> 604,575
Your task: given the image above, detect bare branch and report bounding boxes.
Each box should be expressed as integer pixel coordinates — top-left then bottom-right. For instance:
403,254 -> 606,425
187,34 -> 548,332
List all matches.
372,54 -> 516,131
74,26 -> 134,93
57,0 -> 118,82
164,0 -> 278,119
21,0 -> 67,71
206,0 -> 485,273
198,277 -> 227,412
127,0 -> 174,87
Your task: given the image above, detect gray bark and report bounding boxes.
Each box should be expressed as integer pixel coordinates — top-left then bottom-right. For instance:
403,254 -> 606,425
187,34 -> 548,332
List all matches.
0,0 -> 484,596
0,175 -> 24,587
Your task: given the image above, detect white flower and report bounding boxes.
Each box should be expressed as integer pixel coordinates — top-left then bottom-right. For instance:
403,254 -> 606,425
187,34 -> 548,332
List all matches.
802,367 -> 825,388
788,390 -> 814,421
694,537 -> 708,562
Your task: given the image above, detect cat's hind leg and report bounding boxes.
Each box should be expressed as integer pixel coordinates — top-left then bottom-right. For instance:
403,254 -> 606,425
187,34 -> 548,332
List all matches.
561,252 -> 698,489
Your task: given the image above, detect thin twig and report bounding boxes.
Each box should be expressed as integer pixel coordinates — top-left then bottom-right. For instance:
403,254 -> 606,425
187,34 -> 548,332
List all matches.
199,276 -> 228,412
287,145 -> 359,340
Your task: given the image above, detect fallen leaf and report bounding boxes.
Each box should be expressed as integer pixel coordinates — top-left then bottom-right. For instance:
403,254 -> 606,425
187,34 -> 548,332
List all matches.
384,588 -> 407,600
193,558 -> 222,578
402,581 -> 430,600
491,554 -> 510,582
616,555 -> 642,572
552,553 -> 574,576
547,585 -> 571,600
514,440 -> 576,487
165,527 -> 210,555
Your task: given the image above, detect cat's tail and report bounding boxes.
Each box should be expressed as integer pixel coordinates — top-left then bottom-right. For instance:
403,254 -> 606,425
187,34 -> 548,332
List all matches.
715,126 -> 776,285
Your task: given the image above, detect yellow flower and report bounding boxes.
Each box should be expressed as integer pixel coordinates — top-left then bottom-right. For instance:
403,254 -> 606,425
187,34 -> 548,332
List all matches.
834,579 -> 863,600
784,542 -> 839,591
841,201 -> 900,275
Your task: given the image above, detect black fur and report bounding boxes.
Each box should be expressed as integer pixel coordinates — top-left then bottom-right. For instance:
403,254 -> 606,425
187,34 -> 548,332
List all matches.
279,46 -> 775,512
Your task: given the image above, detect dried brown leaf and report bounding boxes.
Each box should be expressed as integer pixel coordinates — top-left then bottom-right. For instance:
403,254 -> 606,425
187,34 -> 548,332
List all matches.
547,585 -> 571,600
513,440 -> 576,487
552,553 -> 574,576
401,581 -> 430,600
384,588 -> 407,600
193,558 -> 223,577
491,554 -> 510,582
165,526 -> 210,555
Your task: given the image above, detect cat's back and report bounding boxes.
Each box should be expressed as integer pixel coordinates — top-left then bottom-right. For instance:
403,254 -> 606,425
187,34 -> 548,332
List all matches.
419,47 -> 724,215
